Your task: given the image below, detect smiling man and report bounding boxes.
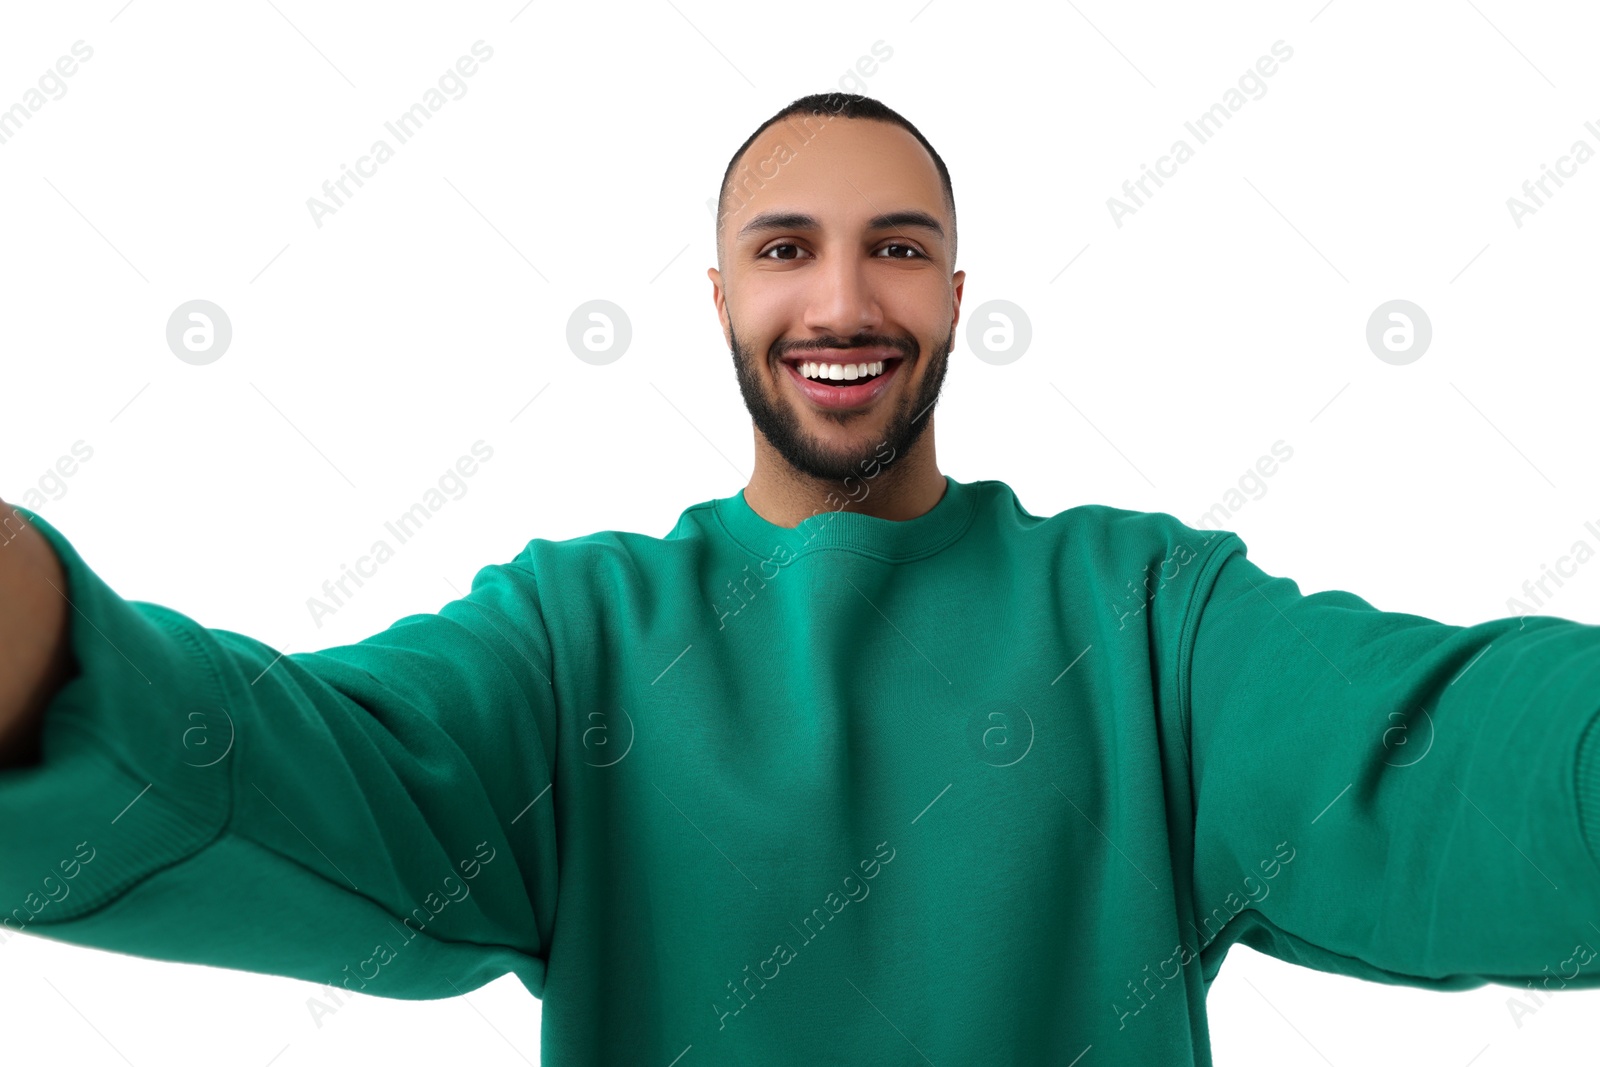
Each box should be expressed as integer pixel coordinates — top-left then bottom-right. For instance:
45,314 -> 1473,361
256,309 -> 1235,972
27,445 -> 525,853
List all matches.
5,92 -> 1600,1067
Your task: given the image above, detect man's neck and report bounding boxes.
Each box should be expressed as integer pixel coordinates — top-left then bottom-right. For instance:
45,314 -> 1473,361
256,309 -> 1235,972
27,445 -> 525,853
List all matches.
742,437 -> 946,528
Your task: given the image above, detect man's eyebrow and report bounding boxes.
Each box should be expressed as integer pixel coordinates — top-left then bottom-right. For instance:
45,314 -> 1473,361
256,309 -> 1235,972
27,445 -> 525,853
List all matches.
735,210 -> 945,242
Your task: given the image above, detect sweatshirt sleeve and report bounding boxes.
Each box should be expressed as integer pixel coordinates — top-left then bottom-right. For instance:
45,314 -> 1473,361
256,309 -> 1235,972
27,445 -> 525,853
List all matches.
1183,531 -> 1600,991
0,504 -> 560,1002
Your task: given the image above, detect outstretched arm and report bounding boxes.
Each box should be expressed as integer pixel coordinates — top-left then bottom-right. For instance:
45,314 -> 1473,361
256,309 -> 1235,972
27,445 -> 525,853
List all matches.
0,501 -> 563,1003
1184,532 -> 1600,990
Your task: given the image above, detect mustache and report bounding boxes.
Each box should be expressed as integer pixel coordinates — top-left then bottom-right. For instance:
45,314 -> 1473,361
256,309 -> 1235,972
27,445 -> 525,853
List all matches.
773,335 -> 917,361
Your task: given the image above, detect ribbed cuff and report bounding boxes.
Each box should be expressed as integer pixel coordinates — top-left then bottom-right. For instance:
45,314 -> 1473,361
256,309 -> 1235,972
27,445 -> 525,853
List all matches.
0,505 -> 231,925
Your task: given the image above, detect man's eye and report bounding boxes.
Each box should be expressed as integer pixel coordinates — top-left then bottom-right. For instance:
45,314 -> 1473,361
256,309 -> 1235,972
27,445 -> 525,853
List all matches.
760,243 -> 808,260
877,244 -> 925,259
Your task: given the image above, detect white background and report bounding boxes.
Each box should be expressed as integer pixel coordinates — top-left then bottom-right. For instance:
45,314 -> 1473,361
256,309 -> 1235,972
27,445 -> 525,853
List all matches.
3,0 -> 1599,1063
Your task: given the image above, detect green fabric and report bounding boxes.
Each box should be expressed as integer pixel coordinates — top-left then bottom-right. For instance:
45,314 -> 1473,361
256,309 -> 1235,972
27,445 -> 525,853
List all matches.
4,477 -> 1600,1064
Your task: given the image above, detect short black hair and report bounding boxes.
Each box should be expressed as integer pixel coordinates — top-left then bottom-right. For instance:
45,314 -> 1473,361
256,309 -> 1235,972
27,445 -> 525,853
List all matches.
715,92 -> 957,269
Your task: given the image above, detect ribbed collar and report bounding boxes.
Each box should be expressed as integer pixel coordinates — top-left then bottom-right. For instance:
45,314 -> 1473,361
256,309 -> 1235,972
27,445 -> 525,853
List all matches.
712,474 -> 979,563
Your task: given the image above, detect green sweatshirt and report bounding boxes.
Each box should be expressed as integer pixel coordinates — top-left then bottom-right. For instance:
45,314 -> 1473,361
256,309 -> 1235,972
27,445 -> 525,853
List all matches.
5,475 -> 1600,1065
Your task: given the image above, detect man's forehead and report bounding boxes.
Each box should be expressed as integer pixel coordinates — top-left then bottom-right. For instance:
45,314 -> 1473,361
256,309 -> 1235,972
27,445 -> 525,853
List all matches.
724,116 -> 945,238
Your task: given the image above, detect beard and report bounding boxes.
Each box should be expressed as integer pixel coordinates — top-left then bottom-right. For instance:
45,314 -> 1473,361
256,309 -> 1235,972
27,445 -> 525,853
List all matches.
728,318 -> 952,484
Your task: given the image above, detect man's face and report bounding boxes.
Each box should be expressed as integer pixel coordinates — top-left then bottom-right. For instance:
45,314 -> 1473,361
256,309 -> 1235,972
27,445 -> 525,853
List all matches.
709,116 -> 964,485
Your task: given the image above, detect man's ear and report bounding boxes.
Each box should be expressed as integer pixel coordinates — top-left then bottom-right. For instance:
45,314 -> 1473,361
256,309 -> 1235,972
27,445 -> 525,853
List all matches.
708,267 -> 731,347
950,269 -> 966,334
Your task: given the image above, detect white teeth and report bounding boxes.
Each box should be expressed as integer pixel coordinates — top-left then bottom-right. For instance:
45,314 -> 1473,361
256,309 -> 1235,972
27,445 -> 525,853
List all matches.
799,360 -> 885,381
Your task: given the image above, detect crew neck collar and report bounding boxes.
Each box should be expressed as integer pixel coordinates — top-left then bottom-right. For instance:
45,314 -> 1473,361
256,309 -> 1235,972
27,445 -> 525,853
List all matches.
713,474 -> 978,563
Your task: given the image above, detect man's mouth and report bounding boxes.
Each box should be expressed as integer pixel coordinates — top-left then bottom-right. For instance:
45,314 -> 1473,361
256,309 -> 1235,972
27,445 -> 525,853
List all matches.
779,350 -> 906,410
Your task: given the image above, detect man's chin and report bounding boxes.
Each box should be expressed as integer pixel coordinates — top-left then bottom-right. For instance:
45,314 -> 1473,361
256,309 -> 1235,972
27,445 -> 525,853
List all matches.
772,416 -> 894,483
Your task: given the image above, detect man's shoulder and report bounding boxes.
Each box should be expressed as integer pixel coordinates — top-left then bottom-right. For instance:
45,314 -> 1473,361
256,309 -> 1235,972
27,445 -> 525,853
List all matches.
499,508 -> 718,596
1007,491 -> 1243,562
